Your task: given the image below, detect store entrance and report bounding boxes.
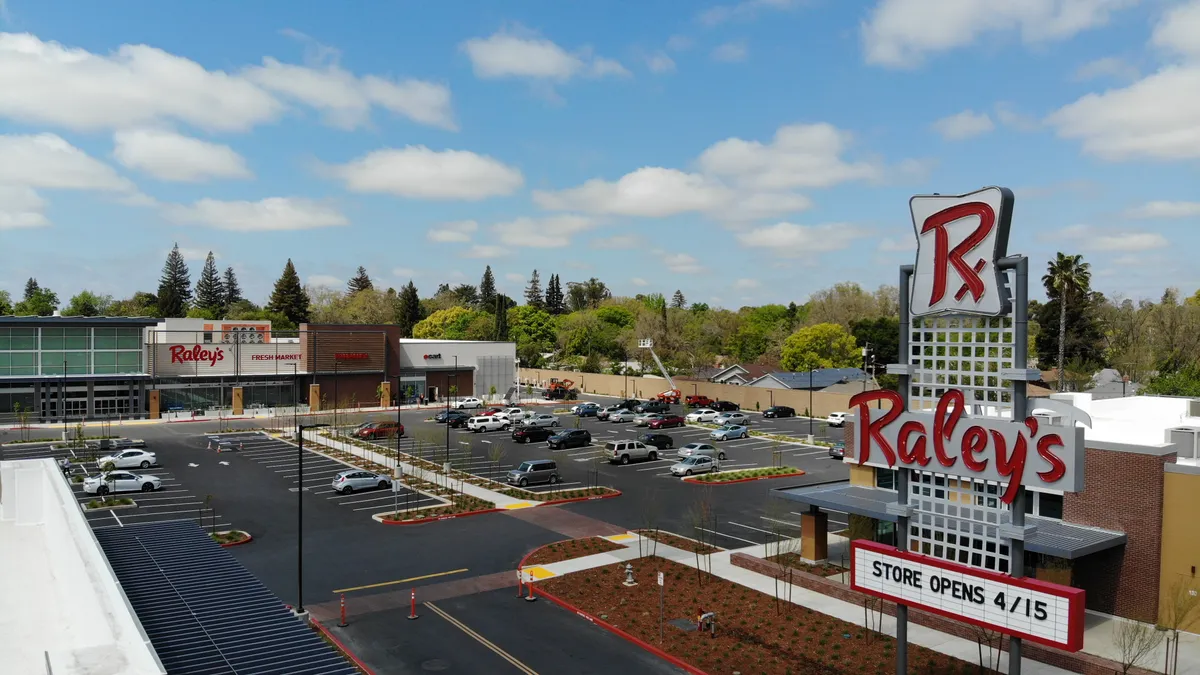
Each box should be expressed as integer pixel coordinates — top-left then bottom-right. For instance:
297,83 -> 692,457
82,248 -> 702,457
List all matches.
427,386 -> 438,402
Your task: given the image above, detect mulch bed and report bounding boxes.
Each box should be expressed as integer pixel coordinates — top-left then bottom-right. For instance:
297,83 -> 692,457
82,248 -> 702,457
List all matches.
540,557 -> 994,675
499,486 -> 618,501
635,529 -> 723,555
767,552 -> 845,578
525,537 -> 626,565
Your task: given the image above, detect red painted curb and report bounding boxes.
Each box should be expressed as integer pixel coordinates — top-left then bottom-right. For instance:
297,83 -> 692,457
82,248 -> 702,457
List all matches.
218,533 -> 253,548
682,470 -> 806,485
532,586 -> 709,675
166,416 -> 251,424
311,617 -> 378,675
538,489 -> 622,507
380,507 -> 501,525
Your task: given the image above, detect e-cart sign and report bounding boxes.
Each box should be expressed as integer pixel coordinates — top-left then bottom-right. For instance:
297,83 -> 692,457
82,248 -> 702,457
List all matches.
153,343 -> 303,376
852,540 -> 1085,652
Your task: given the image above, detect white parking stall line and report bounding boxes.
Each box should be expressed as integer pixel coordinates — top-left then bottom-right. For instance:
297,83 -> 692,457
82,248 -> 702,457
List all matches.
728,521 -> 781,537
695,526 -> 756,545
786,449 -> 833,458
116,509 -> 226,519
353,497 -> 439,512
759,516 -> 803,529
336,492 -> 414,506
284,469 -> 347,480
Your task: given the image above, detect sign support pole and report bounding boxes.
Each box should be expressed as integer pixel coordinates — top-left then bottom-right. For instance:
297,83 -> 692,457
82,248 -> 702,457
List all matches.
1003,255 -> 1030,675
894,264 -> 914,675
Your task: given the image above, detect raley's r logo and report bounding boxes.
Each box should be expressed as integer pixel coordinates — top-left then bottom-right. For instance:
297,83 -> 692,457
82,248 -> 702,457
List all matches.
909,187 -> 1014,317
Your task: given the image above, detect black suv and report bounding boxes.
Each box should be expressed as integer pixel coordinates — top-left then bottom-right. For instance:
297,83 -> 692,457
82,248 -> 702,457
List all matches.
613,399 -> 641,410
638,433 -> 674,450
436,409 -> 471,425
548,429 -> 592,450
512,425 -> 553,444
635,400 -> 670,414
763,405 -> 795,419
709,400 -> 741,412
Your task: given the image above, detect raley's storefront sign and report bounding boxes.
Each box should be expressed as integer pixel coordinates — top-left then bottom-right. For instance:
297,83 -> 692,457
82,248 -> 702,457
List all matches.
153,342 -> 304,376
848,388 -> 1085,502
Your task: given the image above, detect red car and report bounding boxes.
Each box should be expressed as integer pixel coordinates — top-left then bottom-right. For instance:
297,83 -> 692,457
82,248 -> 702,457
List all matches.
686,395 -> 715,408
480,408 -> 505,416
648,415 -> 686,430
354,422 -> 404,439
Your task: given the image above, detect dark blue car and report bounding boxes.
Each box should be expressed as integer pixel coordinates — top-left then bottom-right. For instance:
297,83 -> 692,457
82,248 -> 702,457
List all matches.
575,403 -> 601,417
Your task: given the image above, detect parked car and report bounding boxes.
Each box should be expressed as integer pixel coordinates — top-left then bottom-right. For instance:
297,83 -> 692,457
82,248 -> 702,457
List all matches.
609,409 -> 640,423
613,399 -> 642,410
596,405 -> 623,420
670,456 -> 719,476
685,394 -> 715,408
685,408 -> 719,423
574,403 -> 601,417
96,449 -> 157,470
524,413 -> 560,428
354,421 -> 404,440
638,433 -> 675,450
635,413 -> 665,427
456,397 -> 485,410
635,400 -> 670,414
570,401 -> 599,413
86,438 -> 146,451
827,412 -> 847,427
648,414 -> 686,430
331,470 -> 392,494
829,442 -> 846,459
82,471 -> 161,495
548,429 -> 592,450
502,408 -> 531,421
714,412 -> 750,426
709,401 -> 741,412
512,425 -> 554,444
710,424 -> 750,441
448,414 -> 470,428
763,405 -> 795,419
605,439 -> 657,464
435,410 -> 471,425
467,416 -> 509,432
480,407 -> 505,416
676,442 -> 725,460
506,459 -> 560,487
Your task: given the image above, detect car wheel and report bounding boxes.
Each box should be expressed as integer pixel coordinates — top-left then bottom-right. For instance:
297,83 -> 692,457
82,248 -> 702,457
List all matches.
718,452 -> 727,460
648,451 -> 658,461
742,432 -> 749,439
378,480 -> 389,490
685,469 -> 693,476
97,486 -> 109,495
552,421 -> 559,427
549,474 -> 559,484
620,455 -> 630,465
502,424 -> 510,431
141,482 -> 155,492
140,460 -> 151,469
519,477 -> 528,487
666,442 -> 673,449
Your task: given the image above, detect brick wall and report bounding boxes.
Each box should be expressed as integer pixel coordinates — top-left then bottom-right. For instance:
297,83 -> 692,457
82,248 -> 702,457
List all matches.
730,553 -> 1155,675
1063,447 -> 1175,623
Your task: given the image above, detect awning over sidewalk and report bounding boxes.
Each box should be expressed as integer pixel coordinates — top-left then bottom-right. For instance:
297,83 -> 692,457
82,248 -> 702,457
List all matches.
772,483 -> 1127,560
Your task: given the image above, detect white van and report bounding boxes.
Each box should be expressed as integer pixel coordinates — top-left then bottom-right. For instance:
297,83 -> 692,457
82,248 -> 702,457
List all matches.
467,416 -> 509,433
605,439 -> 657,465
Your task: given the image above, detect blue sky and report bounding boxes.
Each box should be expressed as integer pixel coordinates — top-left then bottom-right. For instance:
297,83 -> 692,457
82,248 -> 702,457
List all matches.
0,0 -> 1197,308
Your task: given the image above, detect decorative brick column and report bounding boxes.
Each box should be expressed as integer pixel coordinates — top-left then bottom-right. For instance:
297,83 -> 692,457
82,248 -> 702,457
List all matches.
231,387 -> 244,416
308,384 -> 321,411
148,390 -> 160,420
379,381 -> 391,408
801,510 -> 829,563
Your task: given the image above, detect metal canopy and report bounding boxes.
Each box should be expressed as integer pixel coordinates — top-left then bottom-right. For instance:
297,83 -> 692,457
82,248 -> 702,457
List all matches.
94,520 -> 358,675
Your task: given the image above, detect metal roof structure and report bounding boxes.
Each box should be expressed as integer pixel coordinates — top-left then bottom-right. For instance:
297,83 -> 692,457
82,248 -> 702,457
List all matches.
749,368 -> 871,390
0,315 -> 160,325
94,520 -> 359,675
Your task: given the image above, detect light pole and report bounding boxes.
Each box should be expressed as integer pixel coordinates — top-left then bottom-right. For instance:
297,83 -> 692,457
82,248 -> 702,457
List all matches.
290,363 -> 298,432
333,360 -> 339,433
808,368 -> 814,437
295,422 -> 329,615
446,355 -> 458,466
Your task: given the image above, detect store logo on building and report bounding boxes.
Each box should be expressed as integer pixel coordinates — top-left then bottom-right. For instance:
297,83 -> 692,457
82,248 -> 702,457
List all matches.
910,186 -> 1014,317
335,353 -> 369,360
423,353 -> 442,360
169,345 -> 225,367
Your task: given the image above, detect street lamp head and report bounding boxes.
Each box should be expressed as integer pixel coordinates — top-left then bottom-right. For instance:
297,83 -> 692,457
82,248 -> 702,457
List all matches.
300,423 -> 330,431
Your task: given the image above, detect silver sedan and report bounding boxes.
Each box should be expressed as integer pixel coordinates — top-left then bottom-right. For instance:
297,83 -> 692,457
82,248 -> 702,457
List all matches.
331,470 -> 393,494
609,409 -> 640,423
523,413 -> 561,428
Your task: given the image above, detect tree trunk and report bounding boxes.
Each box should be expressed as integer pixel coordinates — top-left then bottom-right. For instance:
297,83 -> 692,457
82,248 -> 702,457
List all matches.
1057,294 -> 1068,391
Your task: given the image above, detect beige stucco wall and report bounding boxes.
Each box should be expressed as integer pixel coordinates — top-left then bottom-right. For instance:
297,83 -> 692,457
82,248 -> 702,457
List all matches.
518,368 -> 856,417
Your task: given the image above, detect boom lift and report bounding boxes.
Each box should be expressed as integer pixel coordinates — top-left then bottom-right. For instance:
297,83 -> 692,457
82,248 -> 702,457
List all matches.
543,377 -> 579,400
638,339 -> 680,404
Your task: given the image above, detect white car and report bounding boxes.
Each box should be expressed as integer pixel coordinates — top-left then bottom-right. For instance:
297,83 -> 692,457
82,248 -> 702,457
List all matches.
97,449 -> 157,470
569,401 -> 598,413
686,408 -> 719,423
456,397 -> 484,409
670,456 -> 720,476
597,405 -> 623,421
82,471 -> 162,495
524,413 -> 560,428
609,409 -> 639,423
827,412 -> 847,427
677,442 -> 725,460
467,416 -> 509,432
713,411 -> 750,426
503,408 -> 532,421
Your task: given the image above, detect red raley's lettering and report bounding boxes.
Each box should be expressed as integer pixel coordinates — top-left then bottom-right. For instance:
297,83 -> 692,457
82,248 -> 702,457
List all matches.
897,420 -> 930,466
921,201 -> 995,305
1036,435 -> 1067,483
849,390 -> 903,466
933,390 -> 965,468
168,344 -> 224,367
960,427 -> 989,473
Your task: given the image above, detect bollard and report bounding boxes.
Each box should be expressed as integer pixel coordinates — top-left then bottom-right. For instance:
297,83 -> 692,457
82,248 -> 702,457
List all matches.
517,568 -> 524,598
337,594 -> 347,627
407,588 -> 418,620
525,577 -> 537,603
239,442 -> 244,451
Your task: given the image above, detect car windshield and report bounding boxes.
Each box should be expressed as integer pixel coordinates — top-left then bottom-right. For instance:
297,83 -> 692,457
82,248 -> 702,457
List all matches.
517,462 -> 532,472
681,457 -> 702,465
716,425 -> 733,431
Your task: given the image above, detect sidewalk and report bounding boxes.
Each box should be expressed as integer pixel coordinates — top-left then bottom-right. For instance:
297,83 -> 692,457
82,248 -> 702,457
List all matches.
521,532 -> 1081,675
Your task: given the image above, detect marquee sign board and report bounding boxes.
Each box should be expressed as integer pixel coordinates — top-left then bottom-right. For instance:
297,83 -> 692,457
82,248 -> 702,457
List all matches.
910,186 -> 1014,317
851,540 -> 1085,652
848,388 -> 1084,503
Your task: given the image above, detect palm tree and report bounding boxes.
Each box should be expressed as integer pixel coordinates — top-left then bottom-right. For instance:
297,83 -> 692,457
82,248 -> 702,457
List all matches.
1042,253 -> 1091,391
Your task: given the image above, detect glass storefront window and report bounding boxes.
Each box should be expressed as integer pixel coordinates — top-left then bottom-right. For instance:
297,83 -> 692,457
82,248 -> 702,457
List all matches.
10,327 -> 36,350
875,468 -> 897,490
94,327 -> 117,349
116,328 -> 141,350
64,327 -> 89,349
41,351 -> 90,375
40,327 -> 64,350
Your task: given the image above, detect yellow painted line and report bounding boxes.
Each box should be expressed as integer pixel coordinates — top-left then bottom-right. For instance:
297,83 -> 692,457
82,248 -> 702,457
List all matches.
425,602 -> 539,675
502,501 -> 537,510
522,566 -> 557,581
605,533 -> 637,542
332,567 -> 468,594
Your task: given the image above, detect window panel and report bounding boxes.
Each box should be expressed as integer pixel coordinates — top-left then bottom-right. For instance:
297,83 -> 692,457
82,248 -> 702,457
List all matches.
41,334 -> 64,350
94,352 -> 116,366
64,327 -> 89,349
116,352 -> 141,369
94,328 -> 116,349
0,330 -> 8,350
116,328 -> 141,350
0,353 -> 7,368
94,365 -> 117,375
1039,493 -> 1064,520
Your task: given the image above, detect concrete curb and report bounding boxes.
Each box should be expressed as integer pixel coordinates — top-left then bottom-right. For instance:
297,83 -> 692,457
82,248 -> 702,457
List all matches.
538,489 -> 622,507
378,507 -> 502,525
310,617 -> 378,675
682,470 -> 806,485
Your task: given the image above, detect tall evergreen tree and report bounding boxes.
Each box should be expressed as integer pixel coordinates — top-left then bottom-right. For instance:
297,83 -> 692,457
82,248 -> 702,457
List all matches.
524,270 -> 544,308
23,277 -> 39,301
479,265 -> 497,309
544,274 -> 565,315
347,266 -> 373,294
396,281 -> 421,337
267,259 -> 310,326
222,267 -> 242,308
671,289 -> 687,309
436,283 -> 450,295
493,294 -> 509,341
195,252 -> 225,314
156,243 -> 192,318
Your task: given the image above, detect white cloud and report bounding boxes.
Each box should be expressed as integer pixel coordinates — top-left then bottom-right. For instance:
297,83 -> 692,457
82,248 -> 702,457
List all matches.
733,278 -> 760,290
666,35 -> 693,51
460,28 -> 627,84
646,52 -> 676,74
631,277 -> 648,287
1074,56 -> 1139,82
427,220 -> 478,243
112,129 -> 252,182
175,247 -> 214,262
663,253 -> 704,274
1125,201 -> 1200,218
163,197 -> 348,231
698,122 -> 881,191
993,102 -> 1040,131
711,42 -> 748,63
0,185 -> 48,229
698,0 -> 800,26
244,57 -> 456,131
308,274 -> 342,288
862,0 -> 1137,68
392,267 -> 418,278
534,167 -> 732,217
0,32 -> 282,132
1052,223 -> 1169,251
593,234 -> 641,249
505,272 -> 526,284
0,133 -> 134,191
325,146 -> 524,200
1152,0 -> 1200,61
736,222 -> 868,257
461,244 -> 511,259
713,192 -> 814,222
493,214 -> 595,247
878,237 -> 915,253
931,110 -> 994,140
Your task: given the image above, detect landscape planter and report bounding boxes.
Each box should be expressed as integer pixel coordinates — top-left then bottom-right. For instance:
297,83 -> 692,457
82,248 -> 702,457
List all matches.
214,531 -> 253,547
682,469 -> 805,485
539,489 -> 622,506
378,507 -> 501,525
84,499 -> 138,511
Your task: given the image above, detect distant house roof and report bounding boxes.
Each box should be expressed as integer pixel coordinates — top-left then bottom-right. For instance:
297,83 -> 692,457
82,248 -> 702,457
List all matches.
710,363 -> 775,385
1085,369 -> 1143,400
748,368 -> 871,390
